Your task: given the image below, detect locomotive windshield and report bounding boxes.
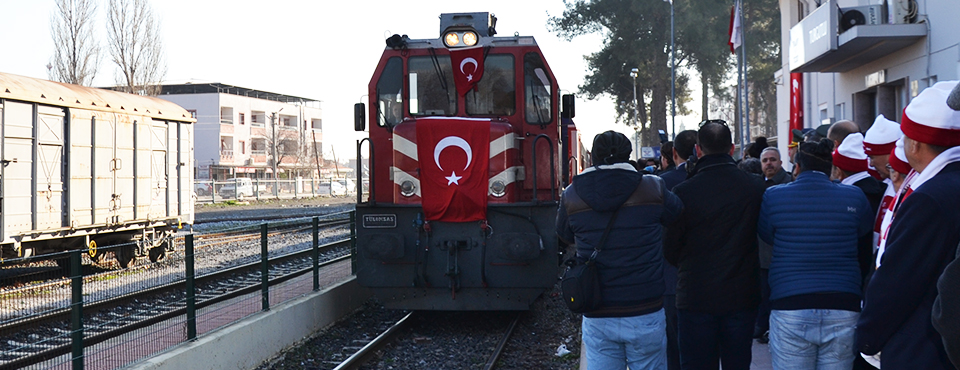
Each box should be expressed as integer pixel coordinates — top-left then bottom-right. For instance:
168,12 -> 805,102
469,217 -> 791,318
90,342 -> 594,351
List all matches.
408,56 -> 456,116
465,54 -> 516,116
524,53 -> 552,124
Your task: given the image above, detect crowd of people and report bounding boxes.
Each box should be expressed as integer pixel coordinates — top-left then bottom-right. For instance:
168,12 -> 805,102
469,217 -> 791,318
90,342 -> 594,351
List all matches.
556,80 -> 960,370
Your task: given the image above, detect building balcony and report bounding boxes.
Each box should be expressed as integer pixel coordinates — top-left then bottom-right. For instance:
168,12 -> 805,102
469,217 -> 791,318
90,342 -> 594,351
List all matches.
788,1 -> 927,73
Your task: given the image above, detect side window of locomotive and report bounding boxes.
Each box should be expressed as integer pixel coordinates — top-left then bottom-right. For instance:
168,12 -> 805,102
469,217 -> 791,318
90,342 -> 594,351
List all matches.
524,53 -> 552,125
466,54 -> 516,116
408,56 -> 456,116
377,57 -> 404,127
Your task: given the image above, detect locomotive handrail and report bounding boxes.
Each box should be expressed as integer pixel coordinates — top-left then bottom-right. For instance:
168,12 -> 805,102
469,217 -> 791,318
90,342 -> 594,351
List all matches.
357,138 -> 375,205
530,134 -> 557,203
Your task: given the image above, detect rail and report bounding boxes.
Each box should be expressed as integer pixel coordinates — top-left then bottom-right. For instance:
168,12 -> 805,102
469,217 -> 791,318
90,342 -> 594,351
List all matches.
530,134 -> 557,202
0,214 -> 355,369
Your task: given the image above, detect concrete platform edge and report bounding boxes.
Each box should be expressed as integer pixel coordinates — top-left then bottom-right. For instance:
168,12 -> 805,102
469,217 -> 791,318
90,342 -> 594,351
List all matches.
126,277 -> 371,370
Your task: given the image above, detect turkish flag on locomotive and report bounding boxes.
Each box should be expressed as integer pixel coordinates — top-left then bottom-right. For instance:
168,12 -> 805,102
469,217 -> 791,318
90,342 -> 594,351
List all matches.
416,118 -> 491,222
450,47 -> 485,96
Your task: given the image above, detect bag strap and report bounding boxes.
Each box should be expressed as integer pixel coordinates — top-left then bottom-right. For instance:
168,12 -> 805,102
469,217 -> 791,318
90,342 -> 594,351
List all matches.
587,175 -> 640,262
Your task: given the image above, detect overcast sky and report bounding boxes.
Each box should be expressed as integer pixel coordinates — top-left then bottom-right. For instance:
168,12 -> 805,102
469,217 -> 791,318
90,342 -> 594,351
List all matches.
0,0 -> 699,160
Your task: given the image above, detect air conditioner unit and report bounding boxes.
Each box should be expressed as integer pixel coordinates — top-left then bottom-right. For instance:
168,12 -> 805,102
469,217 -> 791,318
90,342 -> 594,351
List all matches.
886,0 -> 915,24
839,5 -> 884,32
245,158 -> 254,165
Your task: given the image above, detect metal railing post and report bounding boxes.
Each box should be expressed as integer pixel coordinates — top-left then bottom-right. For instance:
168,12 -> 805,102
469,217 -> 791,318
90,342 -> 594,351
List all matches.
261,223 -> 270,311
185,234 -> 197,340
70,250 -> 84,370
313,217 -> 320,291
350,211 -> 357,275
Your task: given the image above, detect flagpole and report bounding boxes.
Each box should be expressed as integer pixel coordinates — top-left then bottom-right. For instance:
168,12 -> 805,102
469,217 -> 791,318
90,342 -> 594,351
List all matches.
741,0 -> 750,148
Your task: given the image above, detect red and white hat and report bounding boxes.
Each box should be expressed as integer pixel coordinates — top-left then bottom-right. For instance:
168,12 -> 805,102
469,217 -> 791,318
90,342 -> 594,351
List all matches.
888,137 -> 911,175
902,80 -> 960,147
833,132 -> 869,173
863,114 -> 902,156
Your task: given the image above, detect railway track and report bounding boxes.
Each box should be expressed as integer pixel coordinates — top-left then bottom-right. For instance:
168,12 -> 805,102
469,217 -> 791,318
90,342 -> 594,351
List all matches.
0,210 -> 353,369
329,311 -> 522,370
0,238 -> 350,368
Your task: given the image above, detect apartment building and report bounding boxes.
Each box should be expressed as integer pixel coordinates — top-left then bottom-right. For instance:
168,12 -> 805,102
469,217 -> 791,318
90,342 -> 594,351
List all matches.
157,82 -> 323,180
775,0 -> 958,166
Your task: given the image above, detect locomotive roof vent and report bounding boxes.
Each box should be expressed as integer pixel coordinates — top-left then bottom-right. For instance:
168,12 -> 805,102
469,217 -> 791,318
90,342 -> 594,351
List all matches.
440,12 -> 497,38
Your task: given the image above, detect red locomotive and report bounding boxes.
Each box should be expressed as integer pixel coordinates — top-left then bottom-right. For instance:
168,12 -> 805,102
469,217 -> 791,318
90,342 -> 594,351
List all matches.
353,12 -> 579,310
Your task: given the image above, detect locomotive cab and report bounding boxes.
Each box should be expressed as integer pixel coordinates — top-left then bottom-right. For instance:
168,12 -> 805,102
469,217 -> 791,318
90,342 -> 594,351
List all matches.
353,12 -> 577,310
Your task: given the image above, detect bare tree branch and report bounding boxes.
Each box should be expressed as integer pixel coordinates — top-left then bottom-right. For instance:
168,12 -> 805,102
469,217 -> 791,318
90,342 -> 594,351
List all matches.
49,0 -> 100,86
106,0 -> 166,95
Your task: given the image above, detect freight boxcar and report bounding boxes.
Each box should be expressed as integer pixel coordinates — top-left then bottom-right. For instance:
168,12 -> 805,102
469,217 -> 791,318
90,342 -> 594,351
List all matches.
0,72 -> 194,267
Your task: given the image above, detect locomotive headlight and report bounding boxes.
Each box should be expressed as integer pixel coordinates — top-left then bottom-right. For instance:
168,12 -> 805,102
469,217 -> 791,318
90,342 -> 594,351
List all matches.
444,32 -> 460,47
400,180 -> 417,197
490,180 -> 506,197
462,32 -> 478,46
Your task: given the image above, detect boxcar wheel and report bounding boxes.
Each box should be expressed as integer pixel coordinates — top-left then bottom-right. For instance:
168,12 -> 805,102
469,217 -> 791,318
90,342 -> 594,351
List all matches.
148,247 -> 166,263
115,245 -> 137,268
88,240 -> 105,263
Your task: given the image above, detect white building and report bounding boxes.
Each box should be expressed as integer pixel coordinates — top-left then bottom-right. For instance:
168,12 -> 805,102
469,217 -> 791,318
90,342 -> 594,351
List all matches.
775,0 -> 958,167
157,83 -> 323,180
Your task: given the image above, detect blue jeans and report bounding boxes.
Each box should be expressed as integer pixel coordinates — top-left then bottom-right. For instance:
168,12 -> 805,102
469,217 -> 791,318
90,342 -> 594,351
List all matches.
769,309 -> 859,370
582,309 -> 667,370
677,308 -> 756,370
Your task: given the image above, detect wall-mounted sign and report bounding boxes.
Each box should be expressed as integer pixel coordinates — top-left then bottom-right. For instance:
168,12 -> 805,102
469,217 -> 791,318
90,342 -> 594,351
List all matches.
865,70 -> 886,88
789,1 -> 839,71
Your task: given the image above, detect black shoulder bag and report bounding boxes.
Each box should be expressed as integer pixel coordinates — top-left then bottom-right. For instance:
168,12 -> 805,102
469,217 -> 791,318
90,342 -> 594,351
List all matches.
560,204 -> 624,313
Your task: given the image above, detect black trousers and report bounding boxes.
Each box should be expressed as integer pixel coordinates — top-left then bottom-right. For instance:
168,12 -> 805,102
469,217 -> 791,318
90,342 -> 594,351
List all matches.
665,294 -> 680,370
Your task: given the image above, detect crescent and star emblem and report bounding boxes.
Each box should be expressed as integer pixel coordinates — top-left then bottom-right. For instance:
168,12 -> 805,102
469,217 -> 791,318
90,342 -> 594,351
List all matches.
433,136 -> 473,186
459,57 -> 478,82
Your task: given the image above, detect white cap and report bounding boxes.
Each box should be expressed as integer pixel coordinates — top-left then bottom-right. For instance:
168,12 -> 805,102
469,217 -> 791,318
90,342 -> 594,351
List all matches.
863,114 -> 902,156
902,80 -> 960,147
833,132 -> 868,173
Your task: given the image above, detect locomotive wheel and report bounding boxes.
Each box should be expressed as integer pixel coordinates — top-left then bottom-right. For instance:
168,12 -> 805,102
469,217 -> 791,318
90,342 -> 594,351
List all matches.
115,245 -> 137,268
148,247 -> 166,263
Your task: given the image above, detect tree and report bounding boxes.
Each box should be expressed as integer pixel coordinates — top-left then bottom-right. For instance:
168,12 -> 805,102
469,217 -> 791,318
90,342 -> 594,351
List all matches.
676,0 -> 734,121
106,0 -> 166,96
550,0 -> 688,147
743,0 -> 781,139
49,0 -> 100,86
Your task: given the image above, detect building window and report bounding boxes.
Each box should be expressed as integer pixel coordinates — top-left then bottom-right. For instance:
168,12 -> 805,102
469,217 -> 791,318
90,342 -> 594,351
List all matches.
835,103 -> 845,121
239,113 -> 245,125
252,139 -> 267,155
312,119 -> 322,129
187,109 -> 197,119
251,111 -> 265,126
220,107 -> 234,124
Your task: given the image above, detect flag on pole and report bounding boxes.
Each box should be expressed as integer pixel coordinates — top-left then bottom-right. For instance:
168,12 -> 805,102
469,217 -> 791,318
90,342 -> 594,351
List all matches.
728,0 -> 742,54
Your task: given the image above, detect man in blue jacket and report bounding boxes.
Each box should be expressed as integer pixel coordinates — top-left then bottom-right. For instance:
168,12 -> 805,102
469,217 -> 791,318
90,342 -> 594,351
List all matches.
856,81 -> 960,370
558,130 -> 683,370
759,139 -> 873,369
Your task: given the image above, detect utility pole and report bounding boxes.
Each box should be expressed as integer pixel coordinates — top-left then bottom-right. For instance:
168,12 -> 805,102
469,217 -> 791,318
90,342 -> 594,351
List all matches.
668,0 -> 676,140
271,112 -> 278,179
630,67 -> 639,158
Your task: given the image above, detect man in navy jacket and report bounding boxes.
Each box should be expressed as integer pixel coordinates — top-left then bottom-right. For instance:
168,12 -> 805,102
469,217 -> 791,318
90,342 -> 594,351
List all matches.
856,81 -> 960,370
558,131 -> 683,370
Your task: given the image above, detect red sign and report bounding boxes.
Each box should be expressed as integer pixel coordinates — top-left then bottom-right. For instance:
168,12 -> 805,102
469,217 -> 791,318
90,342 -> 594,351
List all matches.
450,47 -> 485,96
790,73 -> 804,139
415,118 -> 490,222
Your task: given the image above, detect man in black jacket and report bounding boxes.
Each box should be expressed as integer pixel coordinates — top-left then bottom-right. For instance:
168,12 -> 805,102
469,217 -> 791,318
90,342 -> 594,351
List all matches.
664,121 -> 765,370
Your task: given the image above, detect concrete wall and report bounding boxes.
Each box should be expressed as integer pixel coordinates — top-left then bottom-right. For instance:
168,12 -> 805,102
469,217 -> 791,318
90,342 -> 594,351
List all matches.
127,278 -> 370,370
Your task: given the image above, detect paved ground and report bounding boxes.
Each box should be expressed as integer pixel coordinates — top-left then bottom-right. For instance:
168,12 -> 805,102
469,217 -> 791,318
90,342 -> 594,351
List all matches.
751,340 -> 773,369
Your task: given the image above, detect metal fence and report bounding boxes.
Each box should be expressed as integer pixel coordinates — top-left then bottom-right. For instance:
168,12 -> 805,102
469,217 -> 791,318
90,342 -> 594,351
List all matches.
0,212 -> 356,369
193,178 -> 363,204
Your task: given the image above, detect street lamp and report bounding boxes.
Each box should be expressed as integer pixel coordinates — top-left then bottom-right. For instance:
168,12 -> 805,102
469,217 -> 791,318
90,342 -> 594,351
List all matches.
666,0 -> 675,140
630,67 -> 639,160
